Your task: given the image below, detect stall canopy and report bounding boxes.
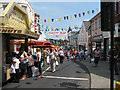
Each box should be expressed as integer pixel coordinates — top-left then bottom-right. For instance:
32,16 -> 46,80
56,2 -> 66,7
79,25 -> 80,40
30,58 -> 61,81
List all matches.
0,2 -> 39,39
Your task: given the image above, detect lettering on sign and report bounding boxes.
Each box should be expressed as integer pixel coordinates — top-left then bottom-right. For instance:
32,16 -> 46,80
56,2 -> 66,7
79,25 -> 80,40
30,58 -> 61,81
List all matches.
48,32 -> 67,35
0,28 -> 22,34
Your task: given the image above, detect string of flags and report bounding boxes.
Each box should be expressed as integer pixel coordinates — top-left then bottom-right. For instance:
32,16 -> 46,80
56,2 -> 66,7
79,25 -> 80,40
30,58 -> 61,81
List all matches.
39,8 -> 99,23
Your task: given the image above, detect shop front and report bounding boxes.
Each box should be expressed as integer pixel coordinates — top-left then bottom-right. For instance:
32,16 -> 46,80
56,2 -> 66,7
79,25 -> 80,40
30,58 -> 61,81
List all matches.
0,2 -> 39,85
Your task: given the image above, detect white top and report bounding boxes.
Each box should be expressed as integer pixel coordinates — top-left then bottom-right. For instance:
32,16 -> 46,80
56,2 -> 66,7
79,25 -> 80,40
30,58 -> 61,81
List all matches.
59,50 -> 64,56
50,52 -> 55,59
37,52 -> 41,61
12,57 -> 20,69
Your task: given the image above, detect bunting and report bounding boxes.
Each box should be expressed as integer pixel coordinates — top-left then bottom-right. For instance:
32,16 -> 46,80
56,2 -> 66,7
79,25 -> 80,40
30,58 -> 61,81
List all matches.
39,8 -> 99,23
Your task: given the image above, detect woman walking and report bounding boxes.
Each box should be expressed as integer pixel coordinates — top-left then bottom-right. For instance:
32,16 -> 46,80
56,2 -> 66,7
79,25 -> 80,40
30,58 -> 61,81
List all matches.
36,48 -> 43,78
49,48 -> 57,73
93,47 -> 101,67
59,47 -> 64,64
19,48 -> 28,80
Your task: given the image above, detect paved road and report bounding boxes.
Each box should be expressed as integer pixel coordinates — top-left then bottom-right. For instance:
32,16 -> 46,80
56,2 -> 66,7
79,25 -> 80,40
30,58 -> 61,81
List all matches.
3,58 -> 90,89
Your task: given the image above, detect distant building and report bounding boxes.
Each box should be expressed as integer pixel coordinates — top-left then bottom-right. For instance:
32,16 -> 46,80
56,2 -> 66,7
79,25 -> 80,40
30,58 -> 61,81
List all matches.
78,21 -> 90,51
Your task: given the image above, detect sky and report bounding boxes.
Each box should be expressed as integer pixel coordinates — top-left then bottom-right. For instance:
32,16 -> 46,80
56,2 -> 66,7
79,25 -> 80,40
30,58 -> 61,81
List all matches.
29,1 -> 100,40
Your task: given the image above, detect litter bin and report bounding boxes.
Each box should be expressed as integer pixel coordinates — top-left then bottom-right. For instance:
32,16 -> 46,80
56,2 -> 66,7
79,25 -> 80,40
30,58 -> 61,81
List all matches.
116,80 -> 120,90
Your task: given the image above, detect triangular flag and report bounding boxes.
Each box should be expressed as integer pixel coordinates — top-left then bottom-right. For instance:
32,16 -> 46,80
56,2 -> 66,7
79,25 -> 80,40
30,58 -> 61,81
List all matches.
59,17 -> 62,21
54,28 -> 55,30
92,10 -> 94,13
64,16 -> 66,20
44,19 -> 46,22
56,19 -> 57,21
50,29 -> 51,31
88,11 -> 90,14
52,19 -> 54,22
44,25 -> 46,28
79,13 -> 81,17
42,25 -> 44,27
74,14 -> 77,18
49,27 -> 51,29
67,16 -> 68,20
46,26 -> 48,29
83,12 -> 85,16
70,15 -> 73,19
48,19 -> 50,22
96,8 -> 99,12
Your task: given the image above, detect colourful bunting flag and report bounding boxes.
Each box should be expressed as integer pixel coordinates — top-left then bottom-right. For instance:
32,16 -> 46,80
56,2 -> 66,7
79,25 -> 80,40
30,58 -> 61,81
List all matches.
70,15 -> 73,19
44,19 -> 46,22
42,25 -> 44,27
74,14 -> 77,18
56,19 -> 58,21
88,11 -> 90,14
79,13 -> 81,17
83,12 -> 85,16
67,16 -> 69,20
52,19 -> 54,22
64,16 -> 66,20
48,19 -> 50,22
92,10 -> 94,13
44,25 -> 46,28
96,8 -> 99,12
59,17 -> 62,21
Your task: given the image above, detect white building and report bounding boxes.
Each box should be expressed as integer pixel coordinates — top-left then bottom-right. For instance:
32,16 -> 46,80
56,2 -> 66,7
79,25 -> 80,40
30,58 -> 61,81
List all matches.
0,0 -> 43,36
78,21 -> 90,51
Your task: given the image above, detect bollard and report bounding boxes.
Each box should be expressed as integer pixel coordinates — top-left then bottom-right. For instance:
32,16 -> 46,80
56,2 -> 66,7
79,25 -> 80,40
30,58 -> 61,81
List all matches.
116,80 -> 120,90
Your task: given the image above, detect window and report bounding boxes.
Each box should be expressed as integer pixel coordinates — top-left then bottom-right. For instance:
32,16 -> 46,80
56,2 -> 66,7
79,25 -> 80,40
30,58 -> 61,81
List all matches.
95,18 -> 97,29
119,1 -> 120,14
22,5 -> 27,11
92,22 -> 94,31
99,16 -> 101,28
3,4 -> 8,10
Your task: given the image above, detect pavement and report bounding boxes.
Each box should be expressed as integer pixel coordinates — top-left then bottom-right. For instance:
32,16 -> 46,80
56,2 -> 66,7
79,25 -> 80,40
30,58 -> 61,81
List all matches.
78,57 -> 120,89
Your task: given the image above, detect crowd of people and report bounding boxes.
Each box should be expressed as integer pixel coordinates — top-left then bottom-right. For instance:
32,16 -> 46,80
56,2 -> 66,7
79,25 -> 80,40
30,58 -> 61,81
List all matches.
10,45 -> 120,83
10,47 -> 66,83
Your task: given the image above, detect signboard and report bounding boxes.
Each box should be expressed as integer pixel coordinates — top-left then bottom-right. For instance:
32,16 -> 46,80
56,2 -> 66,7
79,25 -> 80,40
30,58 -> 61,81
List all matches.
48,32 -> 67,35
101,2 -> 115,31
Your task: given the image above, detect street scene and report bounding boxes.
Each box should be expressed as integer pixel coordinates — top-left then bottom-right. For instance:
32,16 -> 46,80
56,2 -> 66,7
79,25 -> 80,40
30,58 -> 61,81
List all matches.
0,0 -> 120,90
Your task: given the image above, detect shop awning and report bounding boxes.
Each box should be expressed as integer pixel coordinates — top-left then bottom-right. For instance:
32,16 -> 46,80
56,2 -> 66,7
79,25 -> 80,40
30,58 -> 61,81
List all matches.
0,2 -> 39,39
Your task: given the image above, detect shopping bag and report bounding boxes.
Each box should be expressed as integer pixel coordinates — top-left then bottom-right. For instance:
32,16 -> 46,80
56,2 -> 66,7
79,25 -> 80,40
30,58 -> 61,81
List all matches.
10,64 -> 16,74
56,61 -> 59,66
91,58 -> 94,62
32,66 -> 39,77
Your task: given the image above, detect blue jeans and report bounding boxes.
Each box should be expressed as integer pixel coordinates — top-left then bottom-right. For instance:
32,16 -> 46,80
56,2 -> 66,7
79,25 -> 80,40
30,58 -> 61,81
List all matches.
73,55 -> 76,60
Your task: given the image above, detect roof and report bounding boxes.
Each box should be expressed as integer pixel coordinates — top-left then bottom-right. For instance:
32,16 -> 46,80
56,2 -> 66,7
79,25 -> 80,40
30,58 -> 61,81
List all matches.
83,21 -> 90,30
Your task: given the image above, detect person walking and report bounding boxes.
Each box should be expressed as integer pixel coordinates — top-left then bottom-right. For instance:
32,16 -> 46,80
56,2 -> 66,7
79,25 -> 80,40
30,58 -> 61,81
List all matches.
42,49 -> 48,67
73,48 -> 78,61
19,48 -> 28,80
36,48 -> 43,78
12,52 -> 20,83
108,45 -> 119,75
67,48 -> 70,61
93,47 -> 101,67
27,52 -> 34,78
49,48 -> 57,73
59,47 -> 64,64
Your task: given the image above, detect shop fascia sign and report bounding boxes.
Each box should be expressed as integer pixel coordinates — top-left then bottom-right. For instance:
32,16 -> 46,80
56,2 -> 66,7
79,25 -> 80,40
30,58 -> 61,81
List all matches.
103,23 -> 119,38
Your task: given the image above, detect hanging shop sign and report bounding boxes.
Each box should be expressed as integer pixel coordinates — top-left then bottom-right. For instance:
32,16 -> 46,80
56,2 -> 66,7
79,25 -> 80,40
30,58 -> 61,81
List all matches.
0,2 -> 39,39
48,32 -> 67,35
